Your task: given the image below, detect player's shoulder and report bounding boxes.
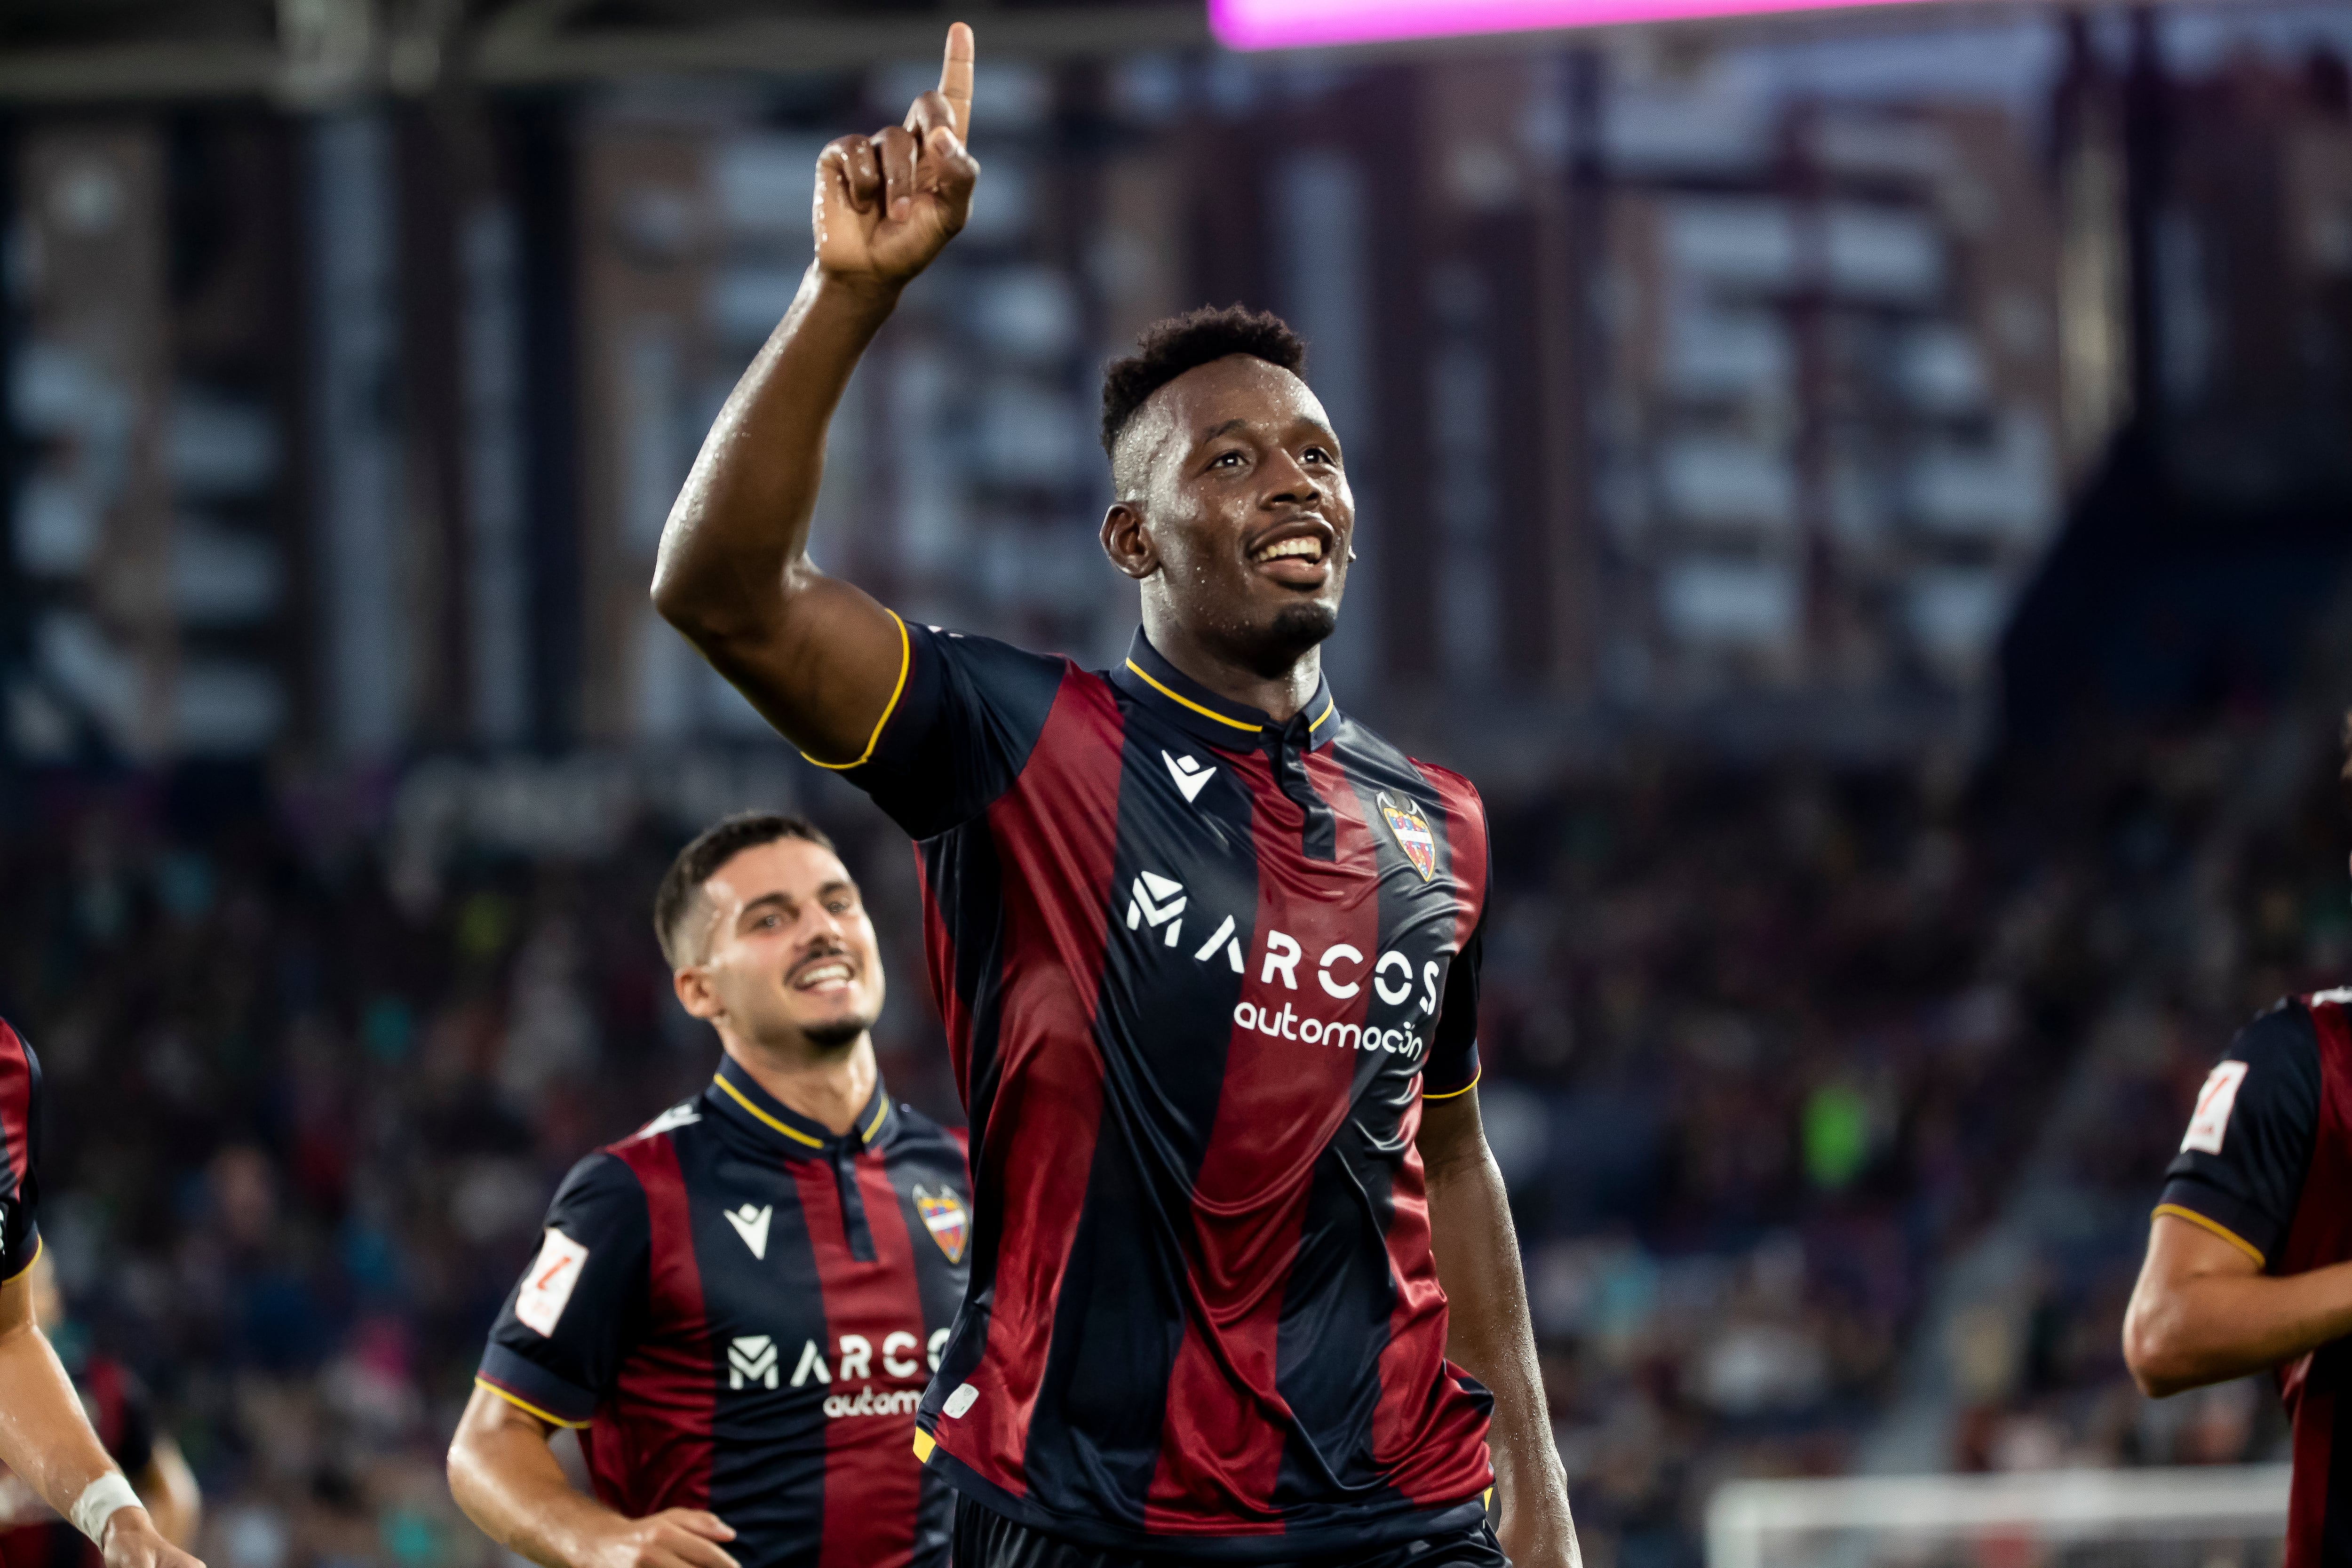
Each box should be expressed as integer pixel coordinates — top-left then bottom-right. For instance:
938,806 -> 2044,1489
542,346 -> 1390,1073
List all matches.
1404,756 -> 1486,814
2231,995 -> 2325,1071
914,619 -> 1081,691
886,1102 -> 970,1171
568,1101 -> 703,1192
0,1017 -> 36,1114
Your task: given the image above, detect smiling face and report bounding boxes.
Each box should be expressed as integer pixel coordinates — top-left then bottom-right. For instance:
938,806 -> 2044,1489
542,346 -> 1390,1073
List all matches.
1103,354 -> 1355,680
672,836 -> 884,1055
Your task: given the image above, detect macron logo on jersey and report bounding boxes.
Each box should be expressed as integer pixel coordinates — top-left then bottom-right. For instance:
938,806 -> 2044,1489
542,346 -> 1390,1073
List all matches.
1127,872 -> 1188,947
730,1336 -> 780,1389
725,1203 -> 772,1259
1163,750 -> 1216,804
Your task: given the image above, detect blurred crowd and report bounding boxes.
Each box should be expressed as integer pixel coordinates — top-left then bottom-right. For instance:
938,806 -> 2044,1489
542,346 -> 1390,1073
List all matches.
0,699 -> 2345,1568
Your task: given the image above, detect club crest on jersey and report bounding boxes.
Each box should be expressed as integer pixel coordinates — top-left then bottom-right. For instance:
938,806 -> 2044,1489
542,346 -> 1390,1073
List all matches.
914,1185 -> 968,1264
1377,793 -> 1438,882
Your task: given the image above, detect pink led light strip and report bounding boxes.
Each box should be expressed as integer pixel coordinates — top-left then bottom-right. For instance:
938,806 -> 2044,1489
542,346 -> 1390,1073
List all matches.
1211,0 -> 1948,49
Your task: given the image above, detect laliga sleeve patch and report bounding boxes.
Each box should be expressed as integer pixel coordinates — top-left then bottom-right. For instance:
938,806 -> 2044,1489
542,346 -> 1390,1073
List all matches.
2180,1060 -> 2250,1156
516,1228 -> 590,1336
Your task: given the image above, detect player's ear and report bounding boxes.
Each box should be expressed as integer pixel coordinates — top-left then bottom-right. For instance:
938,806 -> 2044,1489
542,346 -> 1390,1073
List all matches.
674,965 -> 723,1022
1101,501 -> 1158,581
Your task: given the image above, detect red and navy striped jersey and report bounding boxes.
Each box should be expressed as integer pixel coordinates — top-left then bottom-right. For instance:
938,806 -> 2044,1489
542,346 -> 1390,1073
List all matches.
477,1059 -> 971,1568
2159,988 -> 2352,1568
832,622 -> 1496,1560
0,1020 -> 40,1287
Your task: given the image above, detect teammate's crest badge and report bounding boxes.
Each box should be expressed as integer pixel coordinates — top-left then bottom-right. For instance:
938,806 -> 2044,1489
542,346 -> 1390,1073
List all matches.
914,1185 -> 969,1264
1377,792 -> 1439,882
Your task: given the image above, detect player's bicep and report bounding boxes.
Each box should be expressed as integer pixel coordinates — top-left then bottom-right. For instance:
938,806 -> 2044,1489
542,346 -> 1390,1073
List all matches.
2156,1007 -> 2320,1267
691,570 -> 908,766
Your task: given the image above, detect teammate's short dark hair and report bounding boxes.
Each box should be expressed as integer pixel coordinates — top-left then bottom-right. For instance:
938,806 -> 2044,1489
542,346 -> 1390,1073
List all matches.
654,812 -> 837,969
1099,304 -> 1309,458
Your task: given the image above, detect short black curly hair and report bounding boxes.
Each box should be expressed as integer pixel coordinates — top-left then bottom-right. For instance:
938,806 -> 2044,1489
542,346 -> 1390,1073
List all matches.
1099,304 -> 1309,459
653,811 -> 838,969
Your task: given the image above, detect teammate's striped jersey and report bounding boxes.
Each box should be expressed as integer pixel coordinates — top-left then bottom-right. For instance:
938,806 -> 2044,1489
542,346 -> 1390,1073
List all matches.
0,1019 -> 41,1285
2159,988 -> 2352,1568
836,622 -> 1495,1560
477,1061 -> 971,1568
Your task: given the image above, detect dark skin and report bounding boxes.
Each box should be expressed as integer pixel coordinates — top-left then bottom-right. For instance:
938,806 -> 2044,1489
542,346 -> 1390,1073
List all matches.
651,24 -> 1577,1566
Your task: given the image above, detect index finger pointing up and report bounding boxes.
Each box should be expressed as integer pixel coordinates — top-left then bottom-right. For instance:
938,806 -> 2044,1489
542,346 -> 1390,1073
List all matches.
938,21 -> 975,142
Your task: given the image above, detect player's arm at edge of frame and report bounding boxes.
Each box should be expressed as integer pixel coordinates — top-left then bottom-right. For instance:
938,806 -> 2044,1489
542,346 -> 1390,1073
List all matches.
2122,1210 -> 2352,1398
447,1382 -> 740,1568
649,23 -> 978,768
1417,1091 -> 1583,1568
0,1264 -> 201,1568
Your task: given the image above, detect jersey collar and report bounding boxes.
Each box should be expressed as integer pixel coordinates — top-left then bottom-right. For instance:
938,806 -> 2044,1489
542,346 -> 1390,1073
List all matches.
1110,629 -> 1340,753
707,1053 -> 895,1155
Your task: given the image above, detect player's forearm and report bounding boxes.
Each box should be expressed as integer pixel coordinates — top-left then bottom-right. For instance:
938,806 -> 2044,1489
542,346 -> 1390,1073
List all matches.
447,1416 -> 622,1568
652,264 -> 900,646
0,1321 -> 132,1525
1423,1142 -> 1580,1566
134,1443 -> 199,1548
2124,1259 -> 2352,1396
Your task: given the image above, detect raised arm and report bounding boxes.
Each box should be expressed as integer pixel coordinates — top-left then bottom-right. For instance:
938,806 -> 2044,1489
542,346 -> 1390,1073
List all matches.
1420,1093 -> 1581,1568
651,23 -> 978,763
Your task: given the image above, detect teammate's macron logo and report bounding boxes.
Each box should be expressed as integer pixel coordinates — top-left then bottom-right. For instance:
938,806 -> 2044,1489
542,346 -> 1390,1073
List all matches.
914,1184 -> 968,1263
1377,792 -> 1439,882
1126,871 -> 1187,947
725,1202 -> 772,1259
1162,750 -> 1217,804
729,1335 -> 780,1390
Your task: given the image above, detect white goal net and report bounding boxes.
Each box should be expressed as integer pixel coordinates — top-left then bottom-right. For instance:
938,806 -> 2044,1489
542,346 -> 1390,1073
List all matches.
1706,1465 -> 2290,1568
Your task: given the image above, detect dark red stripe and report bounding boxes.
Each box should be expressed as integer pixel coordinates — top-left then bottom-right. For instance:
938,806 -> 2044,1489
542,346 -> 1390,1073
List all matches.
1370,764 -> 1495,1504
0,1023 -> 32,1189
592,1137 -> 713,1517
1141,749 -> 1375,1531
947,670 -> 1126,1498
785,1152 -> 930,1568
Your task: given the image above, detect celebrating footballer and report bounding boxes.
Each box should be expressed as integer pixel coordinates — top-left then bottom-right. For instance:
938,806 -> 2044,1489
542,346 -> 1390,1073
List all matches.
650,22 -> 1577,1568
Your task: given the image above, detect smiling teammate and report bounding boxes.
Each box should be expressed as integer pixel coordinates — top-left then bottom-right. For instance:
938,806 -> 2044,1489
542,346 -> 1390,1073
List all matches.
648,25 -> 1577,1568
447,815 -> 971,1568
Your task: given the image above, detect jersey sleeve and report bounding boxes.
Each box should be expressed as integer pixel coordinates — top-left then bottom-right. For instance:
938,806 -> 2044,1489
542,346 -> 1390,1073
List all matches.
2156,1003 -> 2320,1267
477,1151 -> 650,1426
823,617 -> 1068,841
1,1022 -> 44,1284
1424,795 -> 1491,1102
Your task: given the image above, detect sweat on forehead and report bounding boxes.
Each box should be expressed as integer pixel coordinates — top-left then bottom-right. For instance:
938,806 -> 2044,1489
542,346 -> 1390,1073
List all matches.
1110,356 -> 1327,492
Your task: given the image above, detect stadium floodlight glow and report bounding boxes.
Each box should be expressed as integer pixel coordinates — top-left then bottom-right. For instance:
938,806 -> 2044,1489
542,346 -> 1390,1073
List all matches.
1210,0 -> 1949,49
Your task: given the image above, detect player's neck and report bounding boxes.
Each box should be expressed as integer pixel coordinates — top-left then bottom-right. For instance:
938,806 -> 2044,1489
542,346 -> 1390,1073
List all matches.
1146,620 -> 1323,724
721,1032 -> 878,1138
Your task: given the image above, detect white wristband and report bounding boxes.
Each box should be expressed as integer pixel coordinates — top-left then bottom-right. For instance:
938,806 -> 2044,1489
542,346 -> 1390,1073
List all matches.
69,1473 -> 139,1545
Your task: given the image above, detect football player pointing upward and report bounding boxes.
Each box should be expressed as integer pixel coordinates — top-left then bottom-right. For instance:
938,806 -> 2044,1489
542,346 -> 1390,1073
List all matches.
653,24 -> 1577,1568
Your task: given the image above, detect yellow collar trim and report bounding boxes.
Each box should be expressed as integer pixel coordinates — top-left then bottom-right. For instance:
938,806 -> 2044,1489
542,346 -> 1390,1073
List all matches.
714,1073 -> 825,1147
863,1094 -> 890,1143
1123,660 -> 1262,732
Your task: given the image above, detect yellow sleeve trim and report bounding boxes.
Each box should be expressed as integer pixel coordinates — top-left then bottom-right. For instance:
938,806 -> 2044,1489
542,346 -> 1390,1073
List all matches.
1423,1067 -> 1481,1102
1,1233 -> 43,1285
2153,1203 -> 2266,1266
1124,661 -> 1263,734
715,1073 -> 825,1148
913,1429 -> 937,1462
476,1377 -> 592,1430
801,610 -> 912,771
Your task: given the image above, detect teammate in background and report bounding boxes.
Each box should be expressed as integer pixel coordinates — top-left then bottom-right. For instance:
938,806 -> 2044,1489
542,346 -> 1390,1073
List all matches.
2125,716 -> 2352,1565
0,1020 -> 204,1568
1,1250 -> 204,1564
652,24 -> 1577,1568
447,814 -> 970,1568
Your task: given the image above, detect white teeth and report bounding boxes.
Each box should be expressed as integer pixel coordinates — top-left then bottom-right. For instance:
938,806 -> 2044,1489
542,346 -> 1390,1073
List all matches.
1254,537 -> 1322,563
795,962 -> 852,988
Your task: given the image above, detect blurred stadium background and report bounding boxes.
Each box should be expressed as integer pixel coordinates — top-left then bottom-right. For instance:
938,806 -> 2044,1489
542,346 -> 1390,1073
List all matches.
4,0 -> 2352,1564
